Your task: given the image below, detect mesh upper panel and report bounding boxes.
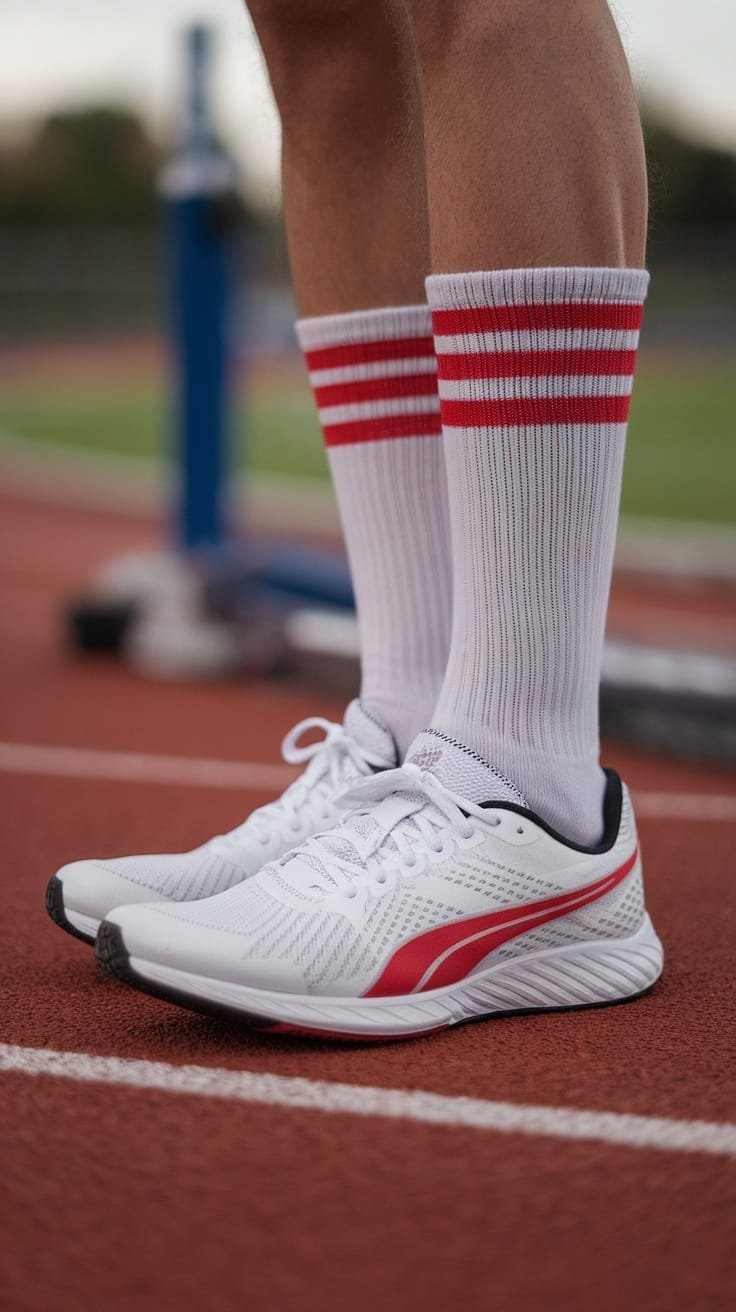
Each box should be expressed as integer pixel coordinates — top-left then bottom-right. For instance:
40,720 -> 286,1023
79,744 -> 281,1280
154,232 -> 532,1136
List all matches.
99,847 -> 247,902
150,844 -> 645,991
406,729 -> 527,805
343,699 -> 397,765
491,872 -> 645,960
94,700 -> 398,905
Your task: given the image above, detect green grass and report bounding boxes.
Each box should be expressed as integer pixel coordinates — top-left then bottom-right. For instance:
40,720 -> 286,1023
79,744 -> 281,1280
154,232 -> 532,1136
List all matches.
1,358 -> 734,525
0,376 -> 328,481
622,362 -> 736,524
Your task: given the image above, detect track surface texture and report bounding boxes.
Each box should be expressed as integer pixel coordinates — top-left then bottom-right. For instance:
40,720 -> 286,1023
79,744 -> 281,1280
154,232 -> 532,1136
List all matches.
1,492 -> 735,1312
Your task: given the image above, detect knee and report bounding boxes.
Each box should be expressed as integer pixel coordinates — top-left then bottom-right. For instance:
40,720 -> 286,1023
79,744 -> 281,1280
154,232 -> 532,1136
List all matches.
247,0 -> 401,123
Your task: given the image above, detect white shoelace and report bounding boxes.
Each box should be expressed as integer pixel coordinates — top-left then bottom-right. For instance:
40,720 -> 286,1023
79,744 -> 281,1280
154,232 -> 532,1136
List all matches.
211,717 -> 391,853
285,762 -> 503,898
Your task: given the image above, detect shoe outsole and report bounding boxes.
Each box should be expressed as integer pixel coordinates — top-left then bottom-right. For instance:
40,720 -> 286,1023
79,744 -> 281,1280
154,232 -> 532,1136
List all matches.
45,876 -> 96,946
95,920 -> 658,1043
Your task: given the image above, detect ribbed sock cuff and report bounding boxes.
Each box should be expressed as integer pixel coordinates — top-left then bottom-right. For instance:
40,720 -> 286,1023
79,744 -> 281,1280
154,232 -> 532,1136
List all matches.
296,304 -> 432,352
426,267 -> 649,310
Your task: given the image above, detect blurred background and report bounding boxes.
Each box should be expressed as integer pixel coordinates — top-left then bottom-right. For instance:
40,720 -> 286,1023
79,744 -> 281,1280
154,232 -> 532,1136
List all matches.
2,14 -> 733,1308
0,0 -> 734,758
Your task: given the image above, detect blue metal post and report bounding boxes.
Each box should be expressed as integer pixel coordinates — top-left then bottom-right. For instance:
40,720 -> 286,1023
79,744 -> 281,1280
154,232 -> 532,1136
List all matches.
162,26 -> 236,553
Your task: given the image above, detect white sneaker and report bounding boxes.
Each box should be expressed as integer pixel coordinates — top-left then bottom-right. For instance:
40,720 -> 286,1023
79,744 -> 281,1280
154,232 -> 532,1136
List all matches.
46,701 -> 397,945
95,729 -> 664,1038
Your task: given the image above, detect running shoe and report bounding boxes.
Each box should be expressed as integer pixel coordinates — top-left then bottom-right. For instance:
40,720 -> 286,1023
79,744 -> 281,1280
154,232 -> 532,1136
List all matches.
96,730 -> 663,1038
46,701 -> 397,945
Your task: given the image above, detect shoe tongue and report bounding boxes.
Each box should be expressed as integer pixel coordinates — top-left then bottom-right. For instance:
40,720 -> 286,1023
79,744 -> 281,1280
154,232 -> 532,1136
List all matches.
405,730 -> 527,807
343,700 -> 399,767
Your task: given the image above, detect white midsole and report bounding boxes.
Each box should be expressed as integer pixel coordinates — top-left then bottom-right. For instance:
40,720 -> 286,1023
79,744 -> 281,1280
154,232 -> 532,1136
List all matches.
127,915 -> 664,1037
65,907 -> 101,940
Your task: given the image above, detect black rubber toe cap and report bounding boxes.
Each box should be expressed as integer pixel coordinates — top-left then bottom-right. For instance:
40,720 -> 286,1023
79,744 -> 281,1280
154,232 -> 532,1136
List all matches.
45,876 -> 96,946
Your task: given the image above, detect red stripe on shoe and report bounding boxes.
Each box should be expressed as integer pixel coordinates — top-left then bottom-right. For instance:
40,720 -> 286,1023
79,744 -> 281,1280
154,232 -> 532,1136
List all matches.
436,348 -> 638,381
323,412 -> 443,447
439,394 -> 632,428
363,848 -> 639,998
314,373 -> 439,408
305,336 -> 436,372
432,302 -> 644,335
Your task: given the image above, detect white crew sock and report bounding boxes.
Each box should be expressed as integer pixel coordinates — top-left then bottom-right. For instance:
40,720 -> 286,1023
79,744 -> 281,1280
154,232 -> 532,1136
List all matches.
427,267 -> 649,844
296,305 -> 452,756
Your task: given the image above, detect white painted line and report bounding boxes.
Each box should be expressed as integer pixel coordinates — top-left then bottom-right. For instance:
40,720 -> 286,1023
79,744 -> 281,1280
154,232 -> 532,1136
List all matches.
1,1043 -> 734,1158
1,740 -> 735,821
1,740 -> 735,822
633,792 -> 736,822
0,741 -> 296,792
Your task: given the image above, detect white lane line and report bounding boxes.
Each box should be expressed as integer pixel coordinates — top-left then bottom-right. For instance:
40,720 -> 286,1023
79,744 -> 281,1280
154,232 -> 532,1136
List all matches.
633,793 -> 736,822
1,1043 -> 734,1158
0,740 -> 734,821
0,742 -> 296,792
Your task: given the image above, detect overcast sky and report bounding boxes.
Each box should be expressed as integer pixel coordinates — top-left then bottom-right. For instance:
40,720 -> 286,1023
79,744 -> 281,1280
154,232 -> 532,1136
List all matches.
1,0 -> 735,206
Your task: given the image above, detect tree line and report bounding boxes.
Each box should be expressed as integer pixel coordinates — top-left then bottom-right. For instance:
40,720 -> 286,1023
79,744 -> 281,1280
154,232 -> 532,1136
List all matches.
1,105 -> 735,232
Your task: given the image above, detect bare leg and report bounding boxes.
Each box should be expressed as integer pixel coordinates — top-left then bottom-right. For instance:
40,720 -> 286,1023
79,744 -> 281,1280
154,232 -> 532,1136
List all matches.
404,0 -> 646,270
247,0 -> 430,313
246,0 -> 452,751
401,0 -> 649,842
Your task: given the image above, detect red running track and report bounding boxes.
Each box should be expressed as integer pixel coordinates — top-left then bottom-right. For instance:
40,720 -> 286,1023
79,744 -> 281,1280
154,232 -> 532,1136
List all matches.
1,493 -> 735,1312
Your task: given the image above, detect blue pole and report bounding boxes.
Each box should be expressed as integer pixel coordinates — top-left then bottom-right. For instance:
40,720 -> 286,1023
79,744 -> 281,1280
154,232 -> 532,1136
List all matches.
161,26 -> 237,553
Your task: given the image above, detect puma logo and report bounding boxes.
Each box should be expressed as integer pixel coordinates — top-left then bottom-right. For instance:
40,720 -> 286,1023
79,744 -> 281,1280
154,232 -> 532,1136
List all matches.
409,746 -> 442,770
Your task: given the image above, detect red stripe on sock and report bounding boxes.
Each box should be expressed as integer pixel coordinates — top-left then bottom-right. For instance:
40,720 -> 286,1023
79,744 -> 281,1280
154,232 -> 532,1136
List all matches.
323,412 -> 443,447
436,348 -> 638,381
314,373 -> 439,408
440,394 -> 632,428
305,336 -> 436,372
432,302 -> 644,335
